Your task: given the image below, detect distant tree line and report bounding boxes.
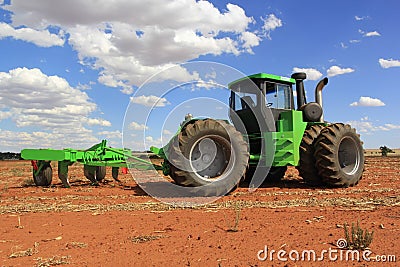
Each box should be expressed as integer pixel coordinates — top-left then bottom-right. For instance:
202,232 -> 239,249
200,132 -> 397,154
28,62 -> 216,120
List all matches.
0,152 -> 22,160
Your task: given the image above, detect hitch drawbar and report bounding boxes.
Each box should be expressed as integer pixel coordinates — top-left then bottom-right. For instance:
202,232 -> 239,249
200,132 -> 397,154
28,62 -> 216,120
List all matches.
21,140 -> 162,187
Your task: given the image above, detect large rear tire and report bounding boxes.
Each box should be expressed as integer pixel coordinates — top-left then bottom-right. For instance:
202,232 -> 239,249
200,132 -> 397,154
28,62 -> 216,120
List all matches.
168,119 -> 248,195
33,161 -> 52,186
314,123 -> 364,187
297,125 -> 325,185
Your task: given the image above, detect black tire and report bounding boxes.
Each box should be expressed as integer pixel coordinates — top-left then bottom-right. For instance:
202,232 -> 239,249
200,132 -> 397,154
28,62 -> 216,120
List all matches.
167,119 -> 249,195
96,166 -> 106,181
314,123 -> 364,187
267,166 -> 287,182
112,167 -> 119,181
83,165 -> 98,185
297,124 -> 325,185
33,161 -> 52,186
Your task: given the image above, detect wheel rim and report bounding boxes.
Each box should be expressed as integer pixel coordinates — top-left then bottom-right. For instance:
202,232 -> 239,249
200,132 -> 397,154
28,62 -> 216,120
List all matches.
338,136 -> 360,175
189,135 -> 234,182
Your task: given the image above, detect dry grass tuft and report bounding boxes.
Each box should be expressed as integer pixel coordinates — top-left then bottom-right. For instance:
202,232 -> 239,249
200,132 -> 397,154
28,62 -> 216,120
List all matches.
65,242 -> 87,249
35,255 -> 71,266
9,242 -> 39,258
130,235 -> 166,243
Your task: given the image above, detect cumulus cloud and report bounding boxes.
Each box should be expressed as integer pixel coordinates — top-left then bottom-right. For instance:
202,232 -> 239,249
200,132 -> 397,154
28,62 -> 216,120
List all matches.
130,121 -> 149,131
97,130 -> 122,139
0,22 -> 64,47
0,111 -> 12,121
130,95 -> 170,107
347,119 -> 400,134
379,58 -> 400,69
0,67 -> 111,150
84,118 -> 112,127
327,65 -> 355,77
262,14 -> 282,39
350,96 -> 385,107
292,67 -> 323,81
3,0 -> 275,91
239,31 -> 261,53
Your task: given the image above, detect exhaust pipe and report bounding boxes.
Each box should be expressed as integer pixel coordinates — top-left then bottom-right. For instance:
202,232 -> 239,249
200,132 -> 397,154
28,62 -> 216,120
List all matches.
315,77 -> 328,122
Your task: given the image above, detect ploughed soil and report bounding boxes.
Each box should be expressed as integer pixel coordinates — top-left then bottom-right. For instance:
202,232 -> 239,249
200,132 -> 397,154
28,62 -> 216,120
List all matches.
0,156 -> 399,266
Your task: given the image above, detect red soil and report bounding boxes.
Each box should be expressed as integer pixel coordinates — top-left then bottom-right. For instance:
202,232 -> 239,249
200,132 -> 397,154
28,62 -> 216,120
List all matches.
0,156 -> 399,266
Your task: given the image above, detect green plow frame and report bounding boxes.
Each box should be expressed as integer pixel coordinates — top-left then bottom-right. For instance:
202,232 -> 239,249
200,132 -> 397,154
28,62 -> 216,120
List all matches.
21,140 -> 162,187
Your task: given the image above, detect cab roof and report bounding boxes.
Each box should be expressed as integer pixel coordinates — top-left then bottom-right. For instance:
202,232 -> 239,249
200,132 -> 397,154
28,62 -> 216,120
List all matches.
228,73 -> 295,88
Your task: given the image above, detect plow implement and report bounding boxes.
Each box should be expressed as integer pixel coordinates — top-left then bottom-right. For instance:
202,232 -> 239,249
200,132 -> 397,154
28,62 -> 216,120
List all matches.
21,140 -> 161,187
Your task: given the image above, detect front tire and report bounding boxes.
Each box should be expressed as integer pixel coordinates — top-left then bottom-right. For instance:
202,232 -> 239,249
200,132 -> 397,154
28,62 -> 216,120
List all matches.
314,123 -> 364,187
168,119 -> 249,195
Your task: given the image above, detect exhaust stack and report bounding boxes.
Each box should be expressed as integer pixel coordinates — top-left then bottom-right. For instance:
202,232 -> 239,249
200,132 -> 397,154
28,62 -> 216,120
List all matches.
315,77 -> 328,122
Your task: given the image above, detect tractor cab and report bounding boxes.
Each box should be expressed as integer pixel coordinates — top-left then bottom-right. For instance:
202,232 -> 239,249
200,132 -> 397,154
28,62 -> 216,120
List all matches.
229,72 -> 328,135
228,73 -> 295,134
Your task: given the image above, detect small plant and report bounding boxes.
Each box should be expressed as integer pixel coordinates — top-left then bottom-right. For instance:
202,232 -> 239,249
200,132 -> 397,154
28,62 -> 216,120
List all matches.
343,221 -> 374,250
226,202 -> 242,232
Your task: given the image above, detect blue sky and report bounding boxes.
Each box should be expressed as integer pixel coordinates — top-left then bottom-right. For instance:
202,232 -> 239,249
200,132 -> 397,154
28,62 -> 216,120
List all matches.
0,0 -> 399,152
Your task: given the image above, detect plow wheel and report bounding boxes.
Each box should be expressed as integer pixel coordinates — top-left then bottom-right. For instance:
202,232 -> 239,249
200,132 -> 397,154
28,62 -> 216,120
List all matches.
95,166 -> 106,182
83,165 -> 99,185
33,161 -> 52,186
314,123 -> 364,187
297,124 -> 325,185
168,119 -> 248,195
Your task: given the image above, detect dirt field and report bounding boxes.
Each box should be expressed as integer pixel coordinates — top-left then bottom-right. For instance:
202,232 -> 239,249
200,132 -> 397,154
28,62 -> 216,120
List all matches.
0,157 -> 399,266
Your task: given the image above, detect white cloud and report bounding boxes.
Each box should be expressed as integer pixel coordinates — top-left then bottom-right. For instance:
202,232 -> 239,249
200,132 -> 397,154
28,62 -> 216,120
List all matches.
347,119 -> 400,134
0,22 -> 64,47
0,67 -> 111,151
97,130 -> 122,139
239,31 -> 261,53
130,121 -> 149,131
327,66 -> 355,77
0,111 -> 12,121
84,118 -> 112,127
355,16 -> 369,21
364,31 -> 381,37
350,96 -> 385,107
130,95 -> 170,107
261,14 -> 282,39
379,58 -> 400,69
4,0 -> 264,88
162,129 -> 173,135
144,135 -> 163,148
359,29 -> 381,37
292,67 -> 322,81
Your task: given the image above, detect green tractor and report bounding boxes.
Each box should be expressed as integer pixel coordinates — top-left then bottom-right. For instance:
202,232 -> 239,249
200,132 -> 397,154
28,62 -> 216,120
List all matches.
160,72 -> 364,194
